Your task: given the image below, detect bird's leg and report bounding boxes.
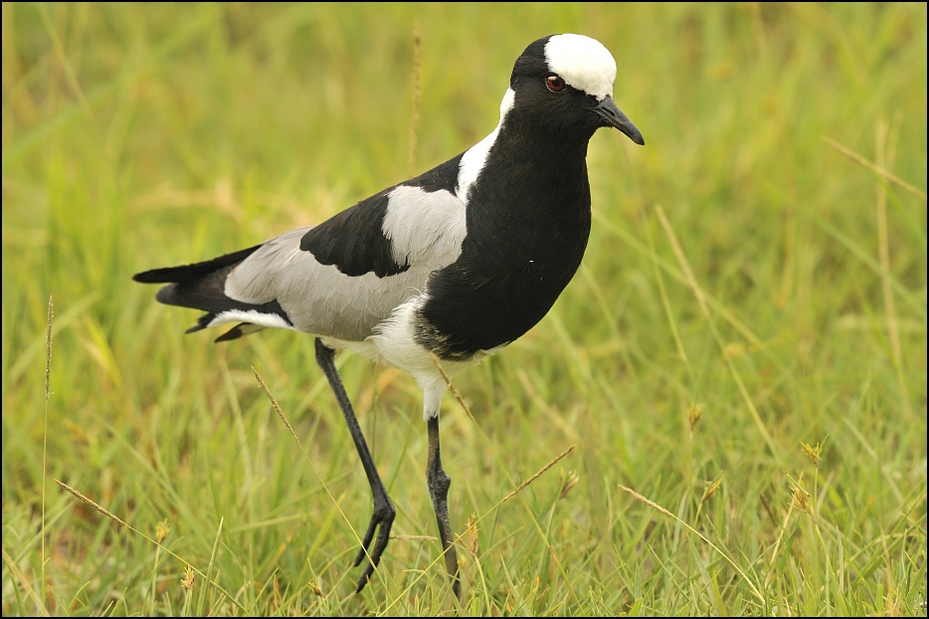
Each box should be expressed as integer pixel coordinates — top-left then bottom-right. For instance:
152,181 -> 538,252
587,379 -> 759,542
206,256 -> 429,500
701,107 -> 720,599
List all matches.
314,338 -> 395,593
426,414 -> 461,599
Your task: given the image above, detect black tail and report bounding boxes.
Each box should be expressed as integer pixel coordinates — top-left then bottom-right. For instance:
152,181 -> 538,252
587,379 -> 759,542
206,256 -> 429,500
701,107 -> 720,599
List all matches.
134,244 -> 290,339
133,245 -> 261,286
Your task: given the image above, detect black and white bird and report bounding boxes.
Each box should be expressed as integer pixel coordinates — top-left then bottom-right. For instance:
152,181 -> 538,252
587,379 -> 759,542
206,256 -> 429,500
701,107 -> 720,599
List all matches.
134,33 -> 644,597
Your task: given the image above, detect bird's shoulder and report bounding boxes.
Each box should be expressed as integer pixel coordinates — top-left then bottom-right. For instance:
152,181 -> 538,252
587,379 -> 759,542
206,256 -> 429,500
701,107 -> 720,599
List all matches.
299,153 -> 467,279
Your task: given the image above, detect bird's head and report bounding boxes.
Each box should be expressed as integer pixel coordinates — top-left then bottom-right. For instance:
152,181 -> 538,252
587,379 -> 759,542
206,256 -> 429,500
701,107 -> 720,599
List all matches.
506,33 -> 645,146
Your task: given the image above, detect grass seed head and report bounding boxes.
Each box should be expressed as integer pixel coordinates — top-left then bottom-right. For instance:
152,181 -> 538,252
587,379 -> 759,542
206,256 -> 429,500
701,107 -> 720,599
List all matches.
155,519 -> 170,544
788,477 -> 812,514
688,402 -> 705,431
701,477 -> 722,503
800,439 -> 825,467
559,470 -> 580,499
180,565 -> 195,591
466,512 -> 479,556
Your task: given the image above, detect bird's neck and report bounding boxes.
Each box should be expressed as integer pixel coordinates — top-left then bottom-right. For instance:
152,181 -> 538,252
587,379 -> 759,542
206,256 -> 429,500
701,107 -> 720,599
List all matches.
467,118 -> 594,225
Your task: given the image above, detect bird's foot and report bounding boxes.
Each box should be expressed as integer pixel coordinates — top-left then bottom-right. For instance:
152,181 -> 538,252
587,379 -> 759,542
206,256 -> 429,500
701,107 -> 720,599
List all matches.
352,499 -> 396,593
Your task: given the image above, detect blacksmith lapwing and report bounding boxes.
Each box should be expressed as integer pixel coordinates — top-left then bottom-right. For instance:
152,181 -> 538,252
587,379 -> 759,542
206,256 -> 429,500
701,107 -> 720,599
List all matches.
134,33 -> 644,597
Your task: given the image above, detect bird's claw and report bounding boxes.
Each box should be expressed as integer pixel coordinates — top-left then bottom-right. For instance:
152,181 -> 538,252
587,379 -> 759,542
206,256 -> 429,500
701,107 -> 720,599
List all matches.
353,502 -> 395,593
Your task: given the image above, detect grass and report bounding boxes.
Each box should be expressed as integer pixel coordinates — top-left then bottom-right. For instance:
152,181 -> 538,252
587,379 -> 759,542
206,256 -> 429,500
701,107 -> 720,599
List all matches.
2,2 -> 926,616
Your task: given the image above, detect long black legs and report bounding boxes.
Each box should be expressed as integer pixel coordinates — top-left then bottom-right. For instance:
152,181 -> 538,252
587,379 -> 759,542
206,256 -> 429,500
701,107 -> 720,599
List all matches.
315,339 -> 395,594
427,415 -> 461,599
315,339 -> 460,597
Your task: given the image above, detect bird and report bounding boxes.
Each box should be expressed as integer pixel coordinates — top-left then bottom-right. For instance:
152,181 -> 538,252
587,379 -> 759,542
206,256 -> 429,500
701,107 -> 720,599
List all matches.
134,32 -> 644,598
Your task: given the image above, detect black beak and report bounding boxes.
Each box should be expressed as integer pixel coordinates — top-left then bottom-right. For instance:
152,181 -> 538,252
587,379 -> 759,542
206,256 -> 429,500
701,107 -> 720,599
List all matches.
595,96 -> 645,145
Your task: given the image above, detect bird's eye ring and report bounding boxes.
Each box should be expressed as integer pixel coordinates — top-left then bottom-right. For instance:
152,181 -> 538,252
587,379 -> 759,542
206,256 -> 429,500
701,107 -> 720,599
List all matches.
545,75 -> 567,93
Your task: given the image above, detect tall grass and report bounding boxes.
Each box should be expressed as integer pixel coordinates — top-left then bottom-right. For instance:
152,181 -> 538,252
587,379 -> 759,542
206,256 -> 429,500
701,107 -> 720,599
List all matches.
3,3 -> 926,616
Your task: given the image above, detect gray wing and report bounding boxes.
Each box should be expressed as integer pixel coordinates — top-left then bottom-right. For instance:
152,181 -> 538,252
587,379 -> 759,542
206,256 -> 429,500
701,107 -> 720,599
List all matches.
135,184 -> 468,342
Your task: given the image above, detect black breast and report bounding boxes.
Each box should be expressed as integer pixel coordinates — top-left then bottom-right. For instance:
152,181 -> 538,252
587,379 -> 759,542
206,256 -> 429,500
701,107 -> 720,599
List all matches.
417,146 -> 592,360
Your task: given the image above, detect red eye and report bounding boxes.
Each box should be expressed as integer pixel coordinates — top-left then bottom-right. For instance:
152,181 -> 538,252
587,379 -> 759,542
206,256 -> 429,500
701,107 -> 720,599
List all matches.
545,75 -> 566,93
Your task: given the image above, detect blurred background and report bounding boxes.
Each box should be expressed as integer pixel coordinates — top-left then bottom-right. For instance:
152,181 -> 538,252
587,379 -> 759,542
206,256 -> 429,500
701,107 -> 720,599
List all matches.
2,3 -> 926,616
